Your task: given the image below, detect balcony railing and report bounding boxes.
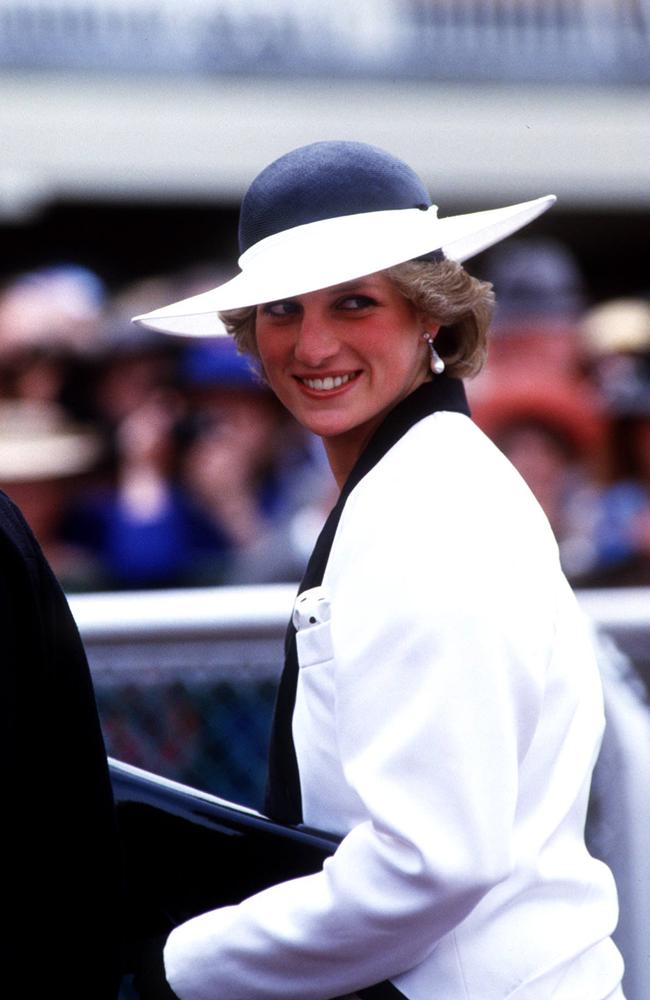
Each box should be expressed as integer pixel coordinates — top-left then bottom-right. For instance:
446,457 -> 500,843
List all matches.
0,0 -> 648,83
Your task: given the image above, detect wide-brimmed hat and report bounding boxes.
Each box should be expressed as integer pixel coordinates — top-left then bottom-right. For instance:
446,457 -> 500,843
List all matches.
134,141 -> 555,338
0,401 -> 101,482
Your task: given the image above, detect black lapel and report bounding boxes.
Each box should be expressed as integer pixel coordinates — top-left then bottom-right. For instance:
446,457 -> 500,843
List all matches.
356,983 -> 409,999
264,377 -> 469,1000
264,375 -> 469,824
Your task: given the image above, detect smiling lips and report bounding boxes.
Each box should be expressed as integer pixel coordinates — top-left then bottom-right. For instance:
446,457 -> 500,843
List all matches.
297,372 -> 360,392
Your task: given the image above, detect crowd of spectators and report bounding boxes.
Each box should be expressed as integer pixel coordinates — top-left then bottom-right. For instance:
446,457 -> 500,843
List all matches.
471,237 -> 650,588
0,262 -> 336,591
0,240 -> 649,593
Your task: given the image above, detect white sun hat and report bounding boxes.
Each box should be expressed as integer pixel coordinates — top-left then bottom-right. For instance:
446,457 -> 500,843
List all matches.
0,401 -> 101,482
134,141 -> 555,338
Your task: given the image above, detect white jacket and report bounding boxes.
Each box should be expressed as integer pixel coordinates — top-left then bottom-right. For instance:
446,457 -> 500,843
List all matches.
165,403 -> 624,999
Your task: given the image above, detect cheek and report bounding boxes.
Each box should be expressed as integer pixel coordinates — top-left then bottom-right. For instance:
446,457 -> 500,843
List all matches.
390,328 -> 428,373
255,330 -> 293,398
255,327 -> 279,371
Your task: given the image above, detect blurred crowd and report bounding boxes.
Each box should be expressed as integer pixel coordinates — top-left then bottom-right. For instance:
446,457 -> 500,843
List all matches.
0,263 -> 336,591
0,239 -> 649,592
471,238 -> 650,589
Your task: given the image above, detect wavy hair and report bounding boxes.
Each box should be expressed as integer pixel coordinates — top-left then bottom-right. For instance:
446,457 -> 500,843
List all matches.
219,259 -> 494,380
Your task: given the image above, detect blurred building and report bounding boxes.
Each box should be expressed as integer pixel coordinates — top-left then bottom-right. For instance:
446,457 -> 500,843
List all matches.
0,0 -> 648,296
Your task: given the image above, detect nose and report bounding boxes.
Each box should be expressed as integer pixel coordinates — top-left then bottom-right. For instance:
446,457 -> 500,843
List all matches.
293,312 -> 339,368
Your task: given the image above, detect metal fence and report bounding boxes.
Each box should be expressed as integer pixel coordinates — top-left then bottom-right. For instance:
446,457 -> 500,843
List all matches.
72,584 -> 293,808
71,583 -> 650,810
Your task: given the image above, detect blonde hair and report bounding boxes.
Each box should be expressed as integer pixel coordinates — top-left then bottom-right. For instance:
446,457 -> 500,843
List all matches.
219,258 -> 494,380
387,259 -> 494,378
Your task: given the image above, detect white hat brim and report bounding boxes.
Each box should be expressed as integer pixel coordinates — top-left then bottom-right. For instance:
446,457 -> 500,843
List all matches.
133,195 -> 556,337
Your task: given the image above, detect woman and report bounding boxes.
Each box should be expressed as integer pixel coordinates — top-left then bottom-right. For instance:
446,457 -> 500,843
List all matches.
135,141 -> 624,999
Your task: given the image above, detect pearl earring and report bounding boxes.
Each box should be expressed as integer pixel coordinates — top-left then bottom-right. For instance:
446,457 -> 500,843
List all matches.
422,332 -> 445,375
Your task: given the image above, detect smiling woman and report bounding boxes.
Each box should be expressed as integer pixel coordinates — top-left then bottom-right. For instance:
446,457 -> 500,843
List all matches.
133,141 -> 625,1000
252,274 -> 431,485
223,263 -> 492,486
223,257 -> 492,379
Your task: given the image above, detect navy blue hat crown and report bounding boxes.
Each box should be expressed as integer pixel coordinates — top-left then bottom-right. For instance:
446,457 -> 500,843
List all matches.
238,141 -> 433,255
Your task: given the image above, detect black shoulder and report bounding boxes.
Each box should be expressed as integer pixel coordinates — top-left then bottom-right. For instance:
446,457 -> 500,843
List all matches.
0,488 -> 44,564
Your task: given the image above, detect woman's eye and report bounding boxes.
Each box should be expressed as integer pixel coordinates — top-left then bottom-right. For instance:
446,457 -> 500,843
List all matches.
337,295 -> 376,310
260,300 -> 299,318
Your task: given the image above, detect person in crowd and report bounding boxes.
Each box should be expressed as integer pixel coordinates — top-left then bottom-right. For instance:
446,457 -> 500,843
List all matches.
178,336 -> 334,584
63,324 -> 329,589
0,398 -> 106,590
0,264 -> 105,358
471,379 -> 606,583
133,141 -> 624,999
59,316 -> 212,590
476,236 -> 587,385
577,297 -> 650,585
0,264 -> 107,420
88,313 -> 181,430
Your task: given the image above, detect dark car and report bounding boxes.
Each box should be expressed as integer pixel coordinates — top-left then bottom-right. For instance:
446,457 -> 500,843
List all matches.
111,757 -> 338,997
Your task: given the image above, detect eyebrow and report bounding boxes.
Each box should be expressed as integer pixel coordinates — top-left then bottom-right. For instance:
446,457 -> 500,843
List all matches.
328,279 -> 377,293
259,278 -> 380,309
317,282 -> 382,303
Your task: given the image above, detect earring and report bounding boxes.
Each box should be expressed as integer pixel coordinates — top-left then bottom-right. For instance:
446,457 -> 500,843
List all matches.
422,332 -> 445,375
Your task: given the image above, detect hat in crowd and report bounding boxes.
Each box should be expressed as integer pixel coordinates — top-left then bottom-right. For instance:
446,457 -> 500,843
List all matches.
580,298 -> 650,417
0,401 -> 101,482
178,337 -> 261,390
134,140 -> 555,337
483,237 -> 585,321
580,298 -> 650,358
0,264 -> 106,353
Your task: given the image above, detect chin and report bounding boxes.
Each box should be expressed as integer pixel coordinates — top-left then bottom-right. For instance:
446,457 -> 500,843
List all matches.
303,417 -> 355,440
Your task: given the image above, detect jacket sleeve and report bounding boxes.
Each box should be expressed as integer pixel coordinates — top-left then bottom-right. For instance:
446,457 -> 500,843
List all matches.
163,454 -> 557,1000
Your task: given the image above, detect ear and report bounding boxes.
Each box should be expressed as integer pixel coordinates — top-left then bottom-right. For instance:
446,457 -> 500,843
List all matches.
418,315 -> 440,338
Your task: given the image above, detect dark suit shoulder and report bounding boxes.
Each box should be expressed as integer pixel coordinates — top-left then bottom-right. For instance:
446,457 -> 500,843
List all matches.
1,489 -> 124,997
0,488 -> 43,560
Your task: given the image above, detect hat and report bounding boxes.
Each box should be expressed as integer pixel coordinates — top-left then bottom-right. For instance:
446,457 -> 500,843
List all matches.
133,141 -> 555,338
178,338 -> 261,390
483,237 -> 585,321
0,401 -> 101,482
580,298 -> 650,358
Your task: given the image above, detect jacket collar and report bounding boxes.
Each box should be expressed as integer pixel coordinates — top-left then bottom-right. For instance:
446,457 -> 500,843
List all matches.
302,375 -> 469,592
265,375 -> 470,825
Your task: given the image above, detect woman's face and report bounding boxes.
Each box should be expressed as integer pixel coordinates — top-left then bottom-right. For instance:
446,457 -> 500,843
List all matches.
255,271 -> 433,475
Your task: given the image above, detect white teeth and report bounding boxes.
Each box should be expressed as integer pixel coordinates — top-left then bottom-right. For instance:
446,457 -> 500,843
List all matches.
302,373 -> 354,391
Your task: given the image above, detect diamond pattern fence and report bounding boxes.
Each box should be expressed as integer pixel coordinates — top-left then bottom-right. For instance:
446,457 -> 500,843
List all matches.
73,584 -> 295,811
96,677 -> 277,810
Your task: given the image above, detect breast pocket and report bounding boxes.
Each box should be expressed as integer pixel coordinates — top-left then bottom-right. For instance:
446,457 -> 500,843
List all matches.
293,586 -> 334,668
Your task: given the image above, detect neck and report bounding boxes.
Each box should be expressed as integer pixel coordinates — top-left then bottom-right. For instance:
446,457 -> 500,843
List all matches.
323,375 -> 470,492
322,375 -> 435,489
323,423 -> 381,490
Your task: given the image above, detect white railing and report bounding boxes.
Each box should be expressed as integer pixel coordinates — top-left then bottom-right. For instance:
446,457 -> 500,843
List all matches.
69,583 -> 650,685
